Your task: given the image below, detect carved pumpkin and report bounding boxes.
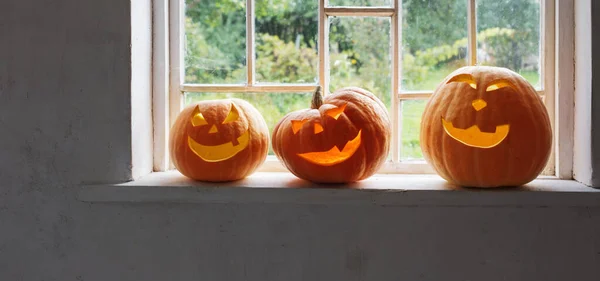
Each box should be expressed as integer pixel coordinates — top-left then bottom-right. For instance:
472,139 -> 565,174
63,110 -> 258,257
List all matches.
170,99 -> 269,181
420,66 -> 552,187
272,87 -> 391,183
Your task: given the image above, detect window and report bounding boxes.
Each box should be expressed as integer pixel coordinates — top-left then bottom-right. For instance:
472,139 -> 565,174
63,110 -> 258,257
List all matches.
154,0 -> 564,176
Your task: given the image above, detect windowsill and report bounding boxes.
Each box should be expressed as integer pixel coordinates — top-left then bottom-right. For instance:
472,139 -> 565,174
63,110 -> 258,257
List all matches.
78,171 -> 600,207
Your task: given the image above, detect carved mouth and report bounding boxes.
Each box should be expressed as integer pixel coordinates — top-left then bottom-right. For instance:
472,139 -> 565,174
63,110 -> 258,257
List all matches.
297,130 -> 362,166
187,131 -> 249,162
442,118 -> 509,148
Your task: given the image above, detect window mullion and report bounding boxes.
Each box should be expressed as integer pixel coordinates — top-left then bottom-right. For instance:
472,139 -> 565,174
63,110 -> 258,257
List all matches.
180,84 -> 318,93
170,0 -> 184,130
246,0 -> 256,86
398,92 -> 432,100
392,0 -> 401,163
467,0 -> 477,65
324,7 -> 395,17
541,0 -> 557,176
319,0 -> 330,94
555,0 -> 574,179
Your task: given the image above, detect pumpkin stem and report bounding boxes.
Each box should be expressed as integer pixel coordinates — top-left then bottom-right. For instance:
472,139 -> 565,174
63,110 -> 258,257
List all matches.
311,86 -> 323,109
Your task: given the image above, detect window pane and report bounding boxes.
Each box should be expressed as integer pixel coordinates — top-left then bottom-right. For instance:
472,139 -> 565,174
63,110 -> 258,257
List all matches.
477,0 -> 541,88
400,99 -> 427,160
255,0 -> 318,84
328,0 -> 391,6
329,17 -> 392,112
184,0 -> 246,84
401,0 -> 468,91
184,92 -> 313,155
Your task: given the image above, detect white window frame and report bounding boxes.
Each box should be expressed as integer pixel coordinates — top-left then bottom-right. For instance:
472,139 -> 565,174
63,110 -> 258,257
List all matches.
153,0 -> 574,178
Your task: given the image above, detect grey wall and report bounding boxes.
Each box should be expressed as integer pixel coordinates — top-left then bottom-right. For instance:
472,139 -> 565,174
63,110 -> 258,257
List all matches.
0,0 -> 133,185
592,0 -> 600,186
0,0 -> 599,280
574,0 -> 600,187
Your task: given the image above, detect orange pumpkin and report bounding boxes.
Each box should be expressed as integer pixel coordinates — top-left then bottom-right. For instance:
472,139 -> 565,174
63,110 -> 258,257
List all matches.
170,99 -> 269,182
272,87 -> 391,183
420,66 -> 552,187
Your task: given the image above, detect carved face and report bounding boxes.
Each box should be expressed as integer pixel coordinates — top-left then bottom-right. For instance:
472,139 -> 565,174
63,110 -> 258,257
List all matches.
440,73 -> 515,148
420,66 -> 552,187
290,103 -> 363,166
272,87 -> 391,183
169,99 -> 269,182
187,103 -> 249,162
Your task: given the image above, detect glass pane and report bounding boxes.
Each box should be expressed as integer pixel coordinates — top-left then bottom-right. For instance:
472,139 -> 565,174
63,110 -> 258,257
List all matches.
328,0 -> 391,7
329,17 -> 392,113
400,99 -> 427,160
401,0 -> 468,91
184,92 -> 313,155
477,0 -> 541,88
184,0 -> 246,84
255,0 -> 318,84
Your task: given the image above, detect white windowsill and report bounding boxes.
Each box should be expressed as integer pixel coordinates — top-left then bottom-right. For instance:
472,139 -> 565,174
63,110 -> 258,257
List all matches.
78,171 -> 600,207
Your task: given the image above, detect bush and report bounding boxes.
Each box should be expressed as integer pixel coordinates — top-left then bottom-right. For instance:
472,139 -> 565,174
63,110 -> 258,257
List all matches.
255,34 -> 318,83
402,27 -> 534,89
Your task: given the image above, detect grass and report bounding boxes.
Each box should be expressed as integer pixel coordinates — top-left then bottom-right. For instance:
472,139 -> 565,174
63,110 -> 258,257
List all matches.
401,100 -> 427,160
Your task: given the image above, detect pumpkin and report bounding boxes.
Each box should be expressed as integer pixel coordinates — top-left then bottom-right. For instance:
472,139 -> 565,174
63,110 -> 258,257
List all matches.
420,66 -> 552,187
169,99 -> 269,182
272,86 -> 391,183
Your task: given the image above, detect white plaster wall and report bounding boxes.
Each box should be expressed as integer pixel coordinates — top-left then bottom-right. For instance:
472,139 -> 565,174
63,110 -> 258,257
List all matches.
592,0 -> 600,186
574,0 -> 600,187
130,0 -> 154,179
0,1 -> 599,281
574,0 -> 594,186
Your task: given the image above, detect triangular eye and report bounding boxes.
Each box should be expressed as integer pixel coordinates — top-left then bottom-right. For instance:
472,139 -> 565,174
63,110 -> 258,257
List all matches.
314,123 -> 324,134
486,80 -> 514,92
291,119 -> 307,134
191,112 -> 208,127
222,104 -> 240,124
447,73 -> 477,89
325,104 -> 347,120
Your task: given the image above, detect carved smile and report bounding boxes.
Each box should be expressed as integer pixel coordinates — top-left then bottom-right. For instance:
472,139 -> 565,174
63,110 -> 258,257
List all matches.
187,131 -> 249,162
297,130 -> 362,166
442,118 -> 509,148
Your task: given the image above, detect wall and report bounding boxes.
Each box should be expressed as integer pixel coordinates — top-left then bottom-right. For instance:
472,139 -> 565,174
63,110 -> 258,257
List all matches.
592,0 -> 600,186
574,0 -> 600,186
131,0 -> 154,179
0,1 -> 599,280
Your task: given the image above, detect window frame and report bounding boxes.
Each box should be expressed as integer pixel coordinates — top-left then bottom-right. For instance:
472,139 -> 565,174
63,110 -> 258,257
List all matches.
153,0 -> 573,178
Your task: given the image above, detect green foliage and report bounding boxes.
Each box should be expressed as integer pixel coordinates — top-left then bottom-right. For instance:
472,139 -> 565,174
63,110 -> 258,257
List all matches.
185,0 -> 246,66
402,37 -> 467,89
402,0 -> 468,51
329,17 -> 392,109
255,0 -> 318,47
478,28 -> 537,71
402,27 -> 537,89
401,100 -> 427,159
184,17 -> 245,83
255,34 -> 318,83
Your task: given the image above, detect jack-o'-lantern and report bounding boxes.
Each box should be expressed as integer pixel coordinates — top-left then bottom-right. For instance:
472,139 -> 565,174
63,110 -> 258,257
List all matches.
272,86 -> 391,183
420,66 -> 552,188
170,99 -> 269,182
